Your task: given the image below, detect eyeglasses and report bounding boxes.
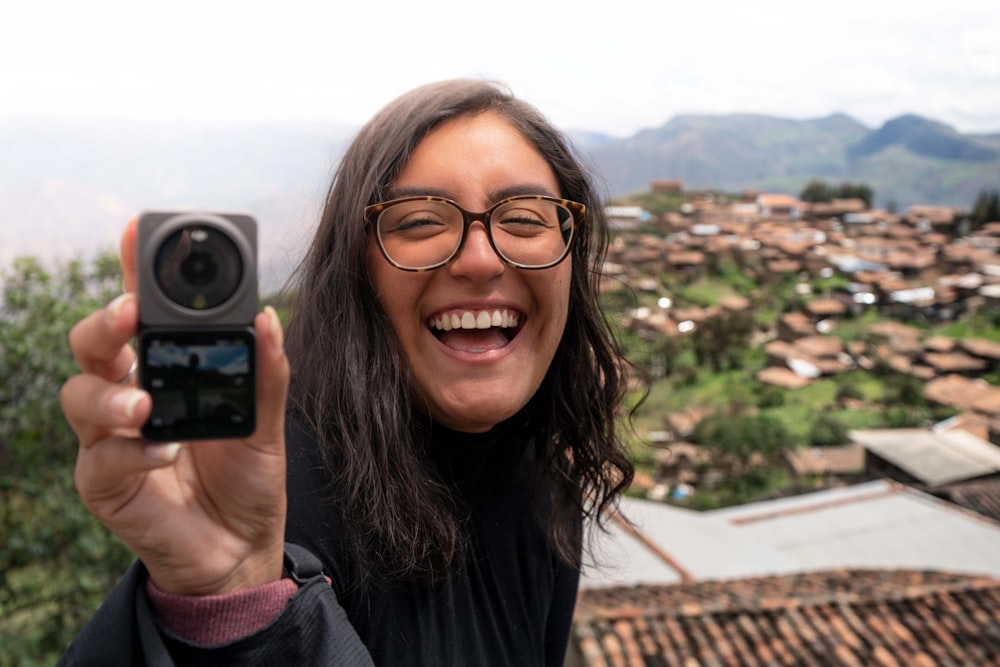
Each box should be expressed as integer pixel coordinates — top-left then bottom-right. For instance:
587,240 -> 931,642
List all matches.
365,195 -> 585,271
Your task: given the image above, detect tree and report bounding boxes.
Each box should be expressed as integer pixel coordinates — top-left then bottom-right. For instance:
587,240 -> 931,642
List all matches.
692,412 -> 793,480
809,415 -> 850,447
0,253 -> 133,665
883,372 -> 925,406
799,179 -> 874,208
690,309 -> 755,374
799,179 -> 832,204
970,189 -> 1000,231
650,333 -> 685,379
835,378 -> 864,403
837,182 -> 874,209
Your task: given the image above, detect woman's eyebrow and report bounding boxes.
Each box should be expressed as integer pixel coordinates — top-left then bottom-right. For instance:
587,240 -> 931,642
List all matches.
384,184 -> 560,202
384,186 -> 452,200
489,184 -> 560,200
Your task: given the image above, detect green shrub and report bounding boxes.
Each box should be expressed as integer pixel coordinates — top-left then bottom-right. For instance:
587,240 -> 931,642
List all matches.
809,415 -> 851,446
0,253 -> 133,664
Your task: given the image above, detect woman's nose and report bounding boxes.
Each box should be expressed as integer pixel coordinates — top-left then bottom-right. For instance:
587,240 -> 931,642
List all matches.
447,221 -> 506,281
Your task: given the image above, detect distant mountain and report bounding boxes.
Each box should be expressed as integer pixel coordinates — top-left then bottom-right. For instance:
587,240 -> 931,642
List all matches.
3,112 -> 999,289
566,129 -> 620,150
587,113 -> 868,195
586,113 -> 1000,209
847,114 -> 1000,162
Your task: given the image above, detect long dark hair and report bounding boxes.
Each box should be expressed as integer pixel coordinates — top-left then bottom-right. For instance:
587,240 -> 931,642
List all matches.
284,79 -> 634,582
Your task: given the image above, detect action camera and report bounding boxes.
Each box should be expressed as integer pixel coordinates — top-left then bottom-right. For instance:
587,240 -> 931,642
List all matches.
136,211 -> 258,442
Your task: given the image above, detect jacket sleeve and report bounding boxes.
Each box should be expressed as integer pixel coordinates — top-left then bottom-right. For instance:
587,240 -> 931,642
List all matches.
58,544 -> 374,667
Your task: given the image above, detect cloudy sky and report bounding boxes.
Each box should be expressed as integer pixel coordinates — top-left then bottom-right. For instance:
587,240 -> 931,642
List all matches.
3,0 -> 999,136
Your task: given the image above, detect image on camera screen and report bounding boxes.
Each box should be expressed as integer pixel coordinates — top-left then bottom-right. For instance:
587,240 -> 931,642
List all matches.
140,330 -> 255,440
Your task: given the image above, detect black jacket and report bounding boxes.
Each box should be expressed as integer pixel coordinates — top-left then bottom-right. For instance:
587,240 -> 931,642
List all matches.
59,416 -> 579,666
57,544 -> 373,666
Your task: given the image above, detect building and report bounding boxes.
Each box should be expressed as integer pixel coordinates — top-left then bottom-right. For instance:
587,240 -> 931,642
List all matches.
569,482 -> 1000,666
756,193 -> 803,220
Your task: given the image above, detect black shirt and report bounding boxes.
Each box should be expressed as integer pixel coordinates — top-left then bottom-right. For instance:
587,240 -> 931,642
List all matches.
284,416 -> 580,666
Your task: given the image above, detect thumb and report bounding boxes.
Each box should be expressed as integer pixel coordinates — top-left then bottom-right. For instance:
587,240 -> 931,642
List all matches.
120,217 -> 138,294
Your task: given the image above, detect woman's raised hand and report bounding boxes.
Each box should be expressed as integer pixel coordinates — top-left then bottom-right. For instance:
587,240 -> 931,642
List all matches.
60,218 -> 290,595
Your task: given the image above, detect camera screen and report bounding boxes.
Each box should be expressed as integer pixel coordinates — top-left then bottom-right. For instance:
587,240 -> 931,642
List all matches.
139,329 -> 255,441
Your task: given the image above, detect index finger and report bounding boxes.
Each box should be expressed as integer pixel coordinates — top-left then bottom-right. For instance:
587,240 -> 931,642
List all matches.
69,293 -> 138,380
120,216 -> 138,294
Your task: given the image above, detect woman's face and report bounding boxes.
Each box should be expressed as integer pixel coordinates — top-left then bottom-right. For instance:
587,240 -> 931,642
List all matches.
367,112 -> 572,432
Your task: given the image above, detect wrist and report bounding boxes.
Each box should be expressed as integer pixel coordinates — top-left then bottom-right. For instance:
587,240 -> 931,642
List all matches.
148,541 -> 285,596
213,550 -> 285,594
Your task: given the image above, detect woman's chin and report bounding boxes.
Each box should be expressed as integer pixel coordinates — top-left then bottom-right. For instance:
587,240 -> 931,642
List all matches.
427,394 -> 526,434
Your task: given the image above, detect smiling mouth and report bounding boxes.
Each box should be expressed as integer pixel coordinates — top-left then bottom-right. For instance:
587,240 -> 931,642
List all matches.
429,309 -> 522,352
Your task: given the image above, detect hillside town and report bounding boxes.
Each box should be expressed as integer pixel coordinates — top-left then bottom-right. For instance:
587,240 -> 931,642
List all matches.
565,184 -> 1000,666
605,184 -> 1000,425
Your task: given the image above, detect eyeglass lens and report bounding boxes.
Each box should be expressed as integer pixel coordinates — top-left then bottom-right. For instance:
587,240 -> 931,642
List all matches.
376,199 -> 574,269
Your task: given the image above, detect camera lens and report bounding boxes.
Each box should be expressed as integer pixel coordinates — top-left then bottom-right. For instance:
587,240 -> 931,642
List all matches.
154,225 -> 243,310
181,249 -> 219,286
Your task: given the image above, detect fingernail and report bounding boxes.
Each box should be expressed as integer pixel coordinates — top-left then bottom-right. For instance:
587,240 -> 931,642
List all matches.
109,389 -> 144,420
105,294 -> 130,325
264,306 -> 283,350
145,442 -> 182,463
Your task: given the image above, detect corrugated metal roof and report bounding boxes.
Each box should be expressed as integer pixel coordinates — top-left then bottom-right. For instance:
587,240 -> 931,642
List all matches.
851,428 -> 1000,485
716,482 -> 1000,577
585,512 -> 685,588
582,480 -> 1000,589
582,496 -> 800,589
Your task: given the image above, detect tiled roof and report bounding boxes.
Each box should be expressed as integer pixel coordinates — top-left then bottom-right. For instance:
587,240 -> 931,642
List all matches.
778,311 -> 815,338
758,193 -> 802,208
906,205 -> 958,225
934,478 -> 1000,524
758,366 -> 813,389
923,351 -> 988,374
571,569 -> 1000,666
804,298 -> 848,317
867,320 -> 923,340
793,335 -> 845,358
925,374 -> 1000,416
785,445 -> 866,476
719,295 -> 752,312
924,336 -> 957,353
962,337 -> 1000,361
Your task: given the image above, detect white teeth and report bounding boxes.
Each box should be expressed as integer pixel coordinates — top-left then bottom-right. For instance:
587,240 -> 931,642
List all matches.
430,309 -> 520,331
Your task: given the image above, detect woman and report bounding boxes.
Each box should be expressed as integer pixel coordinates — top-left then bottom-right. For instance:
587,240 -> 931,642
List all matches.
59,79 -> 634,665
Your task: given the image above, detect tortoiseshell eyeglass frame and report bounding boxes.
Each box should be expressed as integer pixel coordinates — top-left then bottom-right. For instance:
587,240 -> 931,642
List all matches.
364,194 -> 586,271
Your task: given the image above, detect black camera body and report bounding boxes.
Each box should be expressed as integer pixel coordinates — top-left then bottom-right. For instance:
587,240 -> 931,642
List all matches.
136,211 -> 258,442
